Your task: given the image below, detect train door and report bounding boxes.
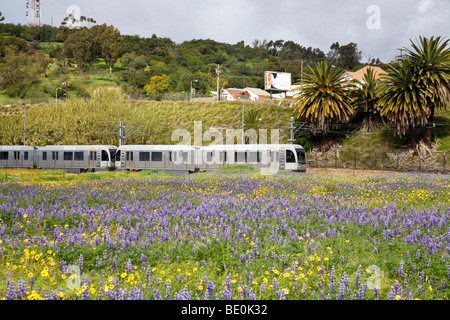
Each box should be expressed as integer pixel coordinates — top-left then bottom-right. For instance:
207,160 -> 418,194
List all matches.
125,151 -> 133,170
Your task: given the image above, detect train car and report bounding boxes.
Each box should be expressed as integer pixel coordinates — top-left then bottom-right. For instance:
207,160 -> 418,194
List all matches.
196,144 -> 307,172
115,145 -> 197,171
0,145 -> 36,169
34,145 -> 117,173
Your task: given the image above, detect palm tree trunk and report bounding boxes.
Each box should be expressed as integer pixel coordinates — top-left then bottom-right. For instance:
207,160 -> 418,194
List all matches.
411,126 -> 419,152
320,134 -> 328,151
425,107 -> 434,147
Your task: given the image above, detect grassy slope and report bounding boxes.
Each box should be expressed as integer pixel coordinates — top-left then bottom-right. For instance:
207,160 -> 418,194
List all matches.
0,88 -> 294,146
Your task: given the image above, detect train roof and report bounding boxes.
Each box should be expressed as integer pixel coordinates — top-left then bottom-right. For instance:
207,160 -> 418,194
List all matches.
117,145 -> 196,151
0,145 -> 35,151
198,144 -> 304,151
39,145 -> 117,151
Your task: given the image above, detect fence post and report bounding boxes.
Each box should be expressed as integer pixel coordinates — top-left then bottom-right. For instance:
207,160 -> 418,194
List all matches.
443,152 -> 446,172
418,150 -> 421,172
335,149 -> 337,169
396,150 -> 399,172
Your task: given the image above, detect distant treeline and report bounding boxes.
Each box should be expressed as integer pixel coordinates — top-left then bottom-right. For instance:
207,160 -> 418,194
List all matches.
0,21 -> 382,99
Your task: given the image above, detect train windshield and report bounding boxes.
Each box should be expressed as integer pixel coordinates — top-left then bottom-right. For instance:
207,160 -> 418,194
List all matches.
115,150 -> 121,161
296,148 -> 306,164
109,149 -> 116,162
102,150 -> 109,161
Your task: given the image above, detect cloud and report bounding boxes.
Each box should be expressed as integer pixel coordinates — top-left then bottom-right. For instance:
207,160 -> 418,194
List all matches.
2,0 -> 449,64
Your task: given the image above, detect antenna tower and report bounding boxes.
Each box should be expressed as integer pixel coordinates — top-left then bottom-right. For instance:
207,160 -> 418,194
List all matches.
26,0 -> 41,27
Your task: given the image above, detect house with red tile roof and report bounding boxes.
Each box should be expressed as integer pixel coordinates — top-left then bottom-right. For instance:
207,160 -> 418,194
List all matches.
340,65 -> 387,83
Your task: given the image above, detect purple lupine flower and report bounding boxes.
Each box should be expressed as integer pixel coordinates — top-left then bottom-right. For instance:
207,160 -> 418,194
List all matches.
388,287 -> 395,300
165,280 -> 171,299
5,281 -> 15,300
398,260 -> 405,278
78,254 -> 84,274
330,266 -> 336,293
374,287 -> 379,300
273,278 -> 279,291
154,289 -> 162,300
416,249 -> 420,260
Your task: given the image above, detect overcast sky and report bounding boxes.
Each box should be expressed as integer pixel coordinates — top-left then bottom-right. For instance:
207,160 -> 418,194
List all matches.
1,0 -> 449,63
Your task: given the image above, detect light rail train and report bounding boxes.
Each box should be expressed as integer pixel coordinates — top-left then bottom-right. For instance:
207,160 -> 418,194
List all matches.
0,144 -> 306,173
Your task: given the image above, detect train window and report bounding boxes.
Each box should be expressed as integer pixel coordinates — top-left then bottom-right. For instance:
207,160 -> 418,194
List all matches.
169,152 -> 172,162
249,152 -> 261,163
63,152 -> 73,161
14,151 -> 20,160
139,152 -> 150,162
296,148 -> 306,164
24,152 -> 29,161
182,152 -> 188,163
152,152 -> 162,162
52,152 -> 59,161
90,151 -> 97,161
109,149 -> 116,161
0,152 -> 8,160
74,152 -> 84,161
115,152 -> 120,161
42,152 -> 47,161
235,152 -> 246,163
126,152 -> 134,161
101,150 -> 108,161
286,150 -> 296,163
207,152 -> 213,162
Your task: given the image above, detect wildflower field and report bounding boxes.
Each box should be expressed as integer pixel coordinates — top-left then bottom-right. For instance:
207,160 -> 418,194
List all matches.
0,168 -> 449,300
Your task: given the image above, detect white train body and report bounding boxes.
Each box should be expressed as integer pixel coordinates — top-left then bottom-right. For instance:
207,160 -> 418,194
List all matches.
0,144 -> 306,173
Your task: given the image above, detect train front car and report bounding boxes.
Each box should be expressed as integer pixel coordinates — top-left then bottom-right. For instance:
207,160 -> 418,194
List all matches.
115,145 -> 197,172
196,144 -> 306,173
35,145 -> 117,173
0,145 -> 36,169
285,144 -> 307,172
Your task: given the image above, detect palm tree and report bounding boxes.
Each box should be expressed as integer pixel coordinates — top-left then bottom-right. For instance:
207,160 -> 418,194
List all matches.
350,67 -> 384,129
293,61 -> 354,150
406,36 -> 450,146
243,109 -> 262,143
379,58 -> 431,148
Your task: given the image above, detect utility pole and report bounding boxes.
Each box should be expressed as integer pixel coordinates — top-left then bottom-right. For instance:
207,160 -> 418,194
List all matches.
288,116 -> 295,144
119,121 -> 125,146
216,64 -> 221,102
240,92 -> 245,144
133,71 -> 136,98
396,48 -> 404,60
23,104 -> 26,146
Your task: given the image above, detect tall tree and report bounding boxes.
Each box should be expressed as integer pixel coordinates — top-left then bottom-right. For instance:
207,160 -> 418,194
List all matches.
96,24 -> 123,73
0,12 -> 5,22
406,36 -> 450,146
63,28 -> 95,73
293,61 -> 354,150
379,58 -> 430,148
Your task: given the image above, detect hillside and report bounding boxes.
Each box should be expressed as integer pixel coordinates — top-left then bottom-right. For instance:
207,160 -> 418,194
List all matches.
0,88 -> 294,146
